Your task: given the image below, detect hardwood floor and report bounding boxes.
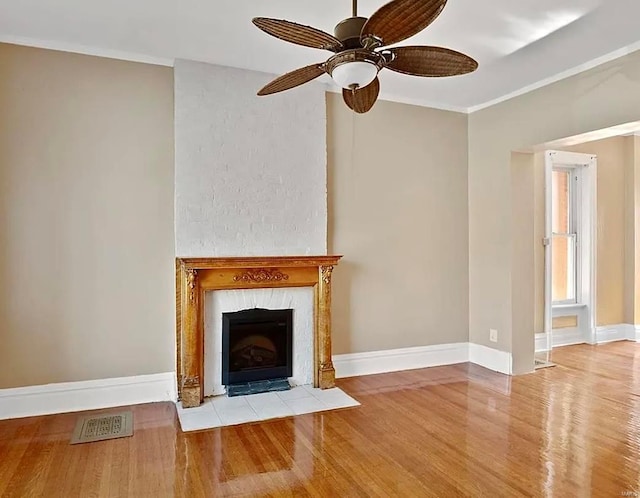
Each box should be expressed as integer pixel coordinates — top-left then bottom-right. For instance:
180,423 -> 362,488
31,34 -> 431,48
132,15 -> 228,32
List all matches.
1,342 -> 639,497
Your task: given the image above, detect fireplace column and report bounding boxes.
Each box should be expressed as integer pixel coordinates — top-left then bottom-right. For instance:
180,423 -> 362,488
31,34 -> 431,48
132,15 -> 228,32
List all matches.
181,268 -> 203,408
317,265 -> 336,389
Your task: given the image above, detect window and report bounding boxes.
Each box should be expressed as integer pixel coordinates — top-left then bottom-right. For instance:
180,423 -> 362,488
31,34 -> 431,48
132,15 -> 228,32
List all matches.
544,150 -> 596,344
551,168 -> 578,304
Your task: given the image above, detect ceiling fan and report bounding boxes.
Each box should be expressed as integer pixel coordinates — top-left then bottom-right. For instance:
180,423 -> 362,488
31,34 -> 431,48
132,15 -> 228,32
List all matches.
252,0 -> 478,113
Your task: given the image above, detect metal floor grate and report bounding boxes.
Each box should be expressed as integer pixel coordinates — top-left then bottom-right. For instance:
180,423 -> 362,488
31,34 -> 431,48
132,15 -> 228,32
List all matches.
70,411 -> 133,445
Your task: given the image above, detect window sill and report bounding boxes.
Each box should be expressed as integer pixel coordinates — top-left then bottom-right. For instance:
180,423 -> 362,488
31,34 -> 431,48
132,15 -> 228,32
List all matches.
552,303 -> 587,310
552,303 -> 588,318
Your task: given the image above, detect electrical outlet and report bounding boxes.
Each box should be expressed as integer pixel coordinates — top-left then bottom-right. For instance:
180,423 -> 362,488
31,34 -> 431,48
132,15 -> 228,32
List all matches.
489,329 -> 498,343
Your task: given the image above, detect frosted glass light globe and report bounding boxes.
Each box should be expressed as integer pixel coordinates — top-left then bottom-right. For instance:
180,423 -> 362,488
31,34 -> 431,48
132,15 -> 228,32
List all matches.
331,61 -> 378,89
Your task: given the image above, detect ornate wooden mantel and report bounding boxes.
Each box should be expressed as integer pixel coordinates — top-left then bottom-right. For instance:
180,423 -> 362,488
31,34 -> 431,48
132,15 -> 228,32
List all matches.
175,255 -> 342,408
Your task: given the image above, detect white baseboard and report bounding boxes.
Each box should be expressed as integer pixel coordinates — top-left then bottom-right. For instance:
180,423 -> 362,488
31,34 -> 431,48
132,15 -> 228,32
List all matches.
535,324 -> 639,351
0,372 -> 177,421
468,343 -> 512,375
334,343 -> 513,379
333,343 -> 469,379
552,327 -> 586,347
596,324 -> 633,344
535,333 -> 547,352
535,328 -> 586,351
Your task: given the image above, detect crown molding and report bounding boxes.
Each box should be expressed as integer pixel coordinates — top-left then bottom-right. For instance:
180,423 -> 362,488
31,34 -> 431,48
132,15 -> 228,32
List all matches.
468,40 -> 640,114
0,34 -> 174,67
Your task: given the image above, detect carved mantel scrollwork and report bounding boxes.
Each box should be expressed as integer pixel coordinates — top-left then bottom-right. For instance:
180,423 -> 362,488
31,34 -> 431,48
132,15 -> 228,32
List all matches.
233,269 -> 289,283
320,265 -> 334,285
186,269 -> 198,302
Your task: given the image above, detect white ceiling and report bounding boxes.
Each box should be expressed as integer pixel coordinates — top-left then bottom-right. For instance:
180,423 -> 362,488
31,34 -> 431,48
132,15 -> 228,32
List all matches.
2,0 -> 640,111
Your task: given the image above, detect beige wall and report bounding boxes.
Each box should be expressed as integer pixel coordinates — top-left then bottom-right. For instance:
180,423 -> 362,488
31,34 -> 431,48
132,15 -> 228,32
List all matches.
623,137 -> 635,325
633,137 -> 640,323
510,152 -> 535,373
625,136 -> 640,325
327,94 -> 469,354
469,49 -> 640,372
0,44 -> 175,388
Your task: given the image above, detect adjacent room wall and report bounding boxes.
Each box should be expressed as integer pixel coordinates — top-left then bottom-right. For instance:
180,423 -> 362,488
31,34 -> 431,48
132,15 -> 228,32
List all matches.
633,136 -> 640,324
624,135 -> 640,325
327,94 -> 469,354
0,44 -> 175,388
563,138 -> 625,326
469,49 -> 640,371
623,138 -> 636,325
173,60 -> 327,257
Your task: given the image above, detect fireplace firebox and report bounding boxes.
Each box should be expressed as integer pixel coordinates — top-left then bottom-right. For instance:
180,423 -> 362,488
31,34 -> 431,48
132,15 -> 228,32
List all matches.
222,308 -> 293,386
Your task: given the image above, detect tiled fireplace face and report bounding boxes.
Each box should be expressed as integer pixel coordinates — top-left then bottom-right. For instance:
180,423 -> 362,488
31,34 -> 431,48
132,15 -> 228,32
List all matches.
204,288 -> 314,396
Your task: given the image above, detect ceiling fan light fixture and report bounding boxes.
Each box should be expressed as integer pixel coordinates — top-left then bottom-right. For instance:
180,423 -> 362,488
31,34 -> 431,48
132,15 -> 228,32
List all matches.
253,0 -> 478,113
331,61 -> 379,90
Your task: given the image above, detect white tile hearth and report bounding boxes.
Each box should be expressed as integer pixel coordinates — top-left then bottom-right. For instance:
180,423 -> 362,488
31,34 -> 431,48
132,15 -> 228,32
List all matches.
176,386 -> 360,432
211,395 -> 259,426
284,395 -> 326,416
175,399 -> 222,432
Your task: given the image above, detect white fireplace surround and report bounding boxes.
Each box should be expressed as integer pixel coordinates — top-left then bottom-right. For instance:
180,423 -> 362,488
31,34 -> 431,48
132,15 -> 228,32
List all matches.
204,287 -> 315,396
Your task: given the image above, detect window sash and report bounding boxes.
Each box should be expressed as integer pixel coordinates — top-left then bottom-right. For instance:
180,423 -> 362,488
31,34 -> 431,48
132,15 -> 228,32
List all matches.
552,167 -> 579,305
551,233 -> 577,304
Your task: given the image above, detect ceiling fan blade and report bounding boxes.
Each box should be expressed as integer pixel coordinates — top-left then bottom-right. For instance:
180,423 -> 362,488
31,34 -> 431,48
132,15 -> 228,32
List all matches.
386,46 -> 478,77
361,0 -> 447,47
342,77 -> 380,113
253,18 -> 344,52
258,64 -> 326,96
